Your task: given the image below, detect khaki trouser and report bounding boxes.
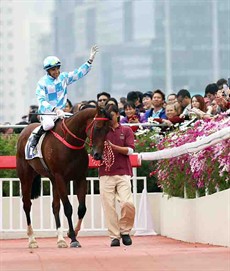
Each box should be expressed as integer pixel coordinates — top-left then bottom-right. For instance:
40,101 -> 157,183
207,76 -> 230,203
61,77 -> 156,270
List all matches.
99,175 -> 135,240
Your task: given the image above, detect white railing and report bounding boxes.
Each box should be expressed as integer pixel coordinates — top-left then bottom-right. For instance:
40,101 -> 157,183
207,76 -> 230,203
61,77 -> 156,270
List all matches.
0,175 -> 148,238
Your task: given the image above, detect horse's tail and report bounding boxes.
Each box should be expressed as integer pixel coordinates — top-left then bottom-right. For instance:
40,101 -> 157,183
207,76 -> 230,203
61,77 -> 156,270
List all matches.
31,175 -> 41,200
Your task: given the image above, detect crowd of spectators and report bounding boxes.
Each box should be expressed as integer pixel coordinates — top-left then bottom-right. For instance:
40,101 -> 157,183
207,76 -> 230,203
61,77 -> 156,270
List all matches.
1,78 -> 230,136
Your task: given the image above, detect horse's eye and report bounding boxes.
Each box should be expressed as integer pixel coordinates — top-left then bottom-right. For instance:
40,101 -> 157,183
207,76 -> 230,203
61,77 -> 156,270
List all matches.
94,124 -> 103,130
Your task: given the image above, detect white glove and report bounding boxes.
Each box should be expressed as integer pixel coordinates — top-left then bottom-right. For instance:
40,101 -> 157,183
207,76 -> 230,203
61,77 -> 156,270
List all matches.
56,109 -> 65,119
89,45 -> 99,62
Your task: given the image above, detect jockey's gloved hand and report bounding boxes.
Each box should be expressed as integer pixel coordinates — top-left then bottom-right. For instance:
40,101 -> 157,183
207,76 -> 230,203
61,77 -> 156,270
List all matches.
56,109 -> 65,119
89,45 -> 99,62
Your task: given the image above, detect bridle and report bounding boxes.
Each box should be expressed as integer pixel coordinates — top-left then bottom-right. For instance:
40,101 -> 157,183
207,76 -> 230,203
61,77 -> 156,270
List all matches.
51,114 -> 115,171
50,116 -> 109,150
84,117 -> 109,147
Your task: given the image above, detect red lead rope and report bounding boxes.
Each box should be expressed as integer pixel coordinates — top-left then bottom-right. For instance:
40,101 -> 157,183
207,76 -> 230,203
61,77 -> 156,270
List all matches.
91,141 -> 115,171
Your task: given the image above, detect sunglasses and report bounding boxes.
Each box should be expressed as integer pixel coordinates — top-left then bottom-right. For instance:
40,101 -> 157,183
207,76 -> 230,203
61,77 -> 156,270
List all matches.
98,99 -> 107,102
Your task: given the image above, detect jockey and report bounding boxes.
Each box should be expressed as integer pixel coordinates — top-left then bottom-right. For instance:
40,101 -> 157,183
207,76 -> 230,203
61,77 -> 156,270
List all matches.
30,45 -> 98,149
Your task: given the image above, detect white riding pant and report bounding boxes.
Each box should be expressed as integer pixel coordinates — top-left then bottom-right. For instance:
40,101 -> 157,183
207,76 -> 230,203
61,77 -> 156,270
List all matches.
41,114 -> 58,131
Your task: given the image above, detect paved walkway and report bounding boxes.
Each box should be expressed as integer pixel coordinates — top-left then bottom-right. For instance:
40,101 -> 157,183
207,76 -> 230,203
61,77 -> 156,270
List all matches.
0,236 -> 229,271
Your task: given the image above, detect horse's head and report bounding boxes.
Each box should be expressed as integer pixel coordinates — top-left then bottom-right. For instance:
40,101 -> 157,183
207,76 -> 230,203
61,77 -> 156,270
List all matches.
85,106 -> 111,160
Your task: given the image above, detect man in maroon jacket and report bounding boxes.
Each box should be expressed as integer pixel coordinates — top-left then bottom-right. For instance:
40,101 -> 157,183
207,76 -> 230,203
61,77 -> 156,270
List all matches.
99,104 -> 135,247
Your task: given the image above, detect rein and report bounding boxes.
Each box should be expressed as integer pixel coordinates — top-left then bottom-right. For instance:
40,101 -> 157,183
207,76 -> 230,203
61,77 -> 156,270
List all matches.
51,116 -> 109,150
50,130 -> 85,150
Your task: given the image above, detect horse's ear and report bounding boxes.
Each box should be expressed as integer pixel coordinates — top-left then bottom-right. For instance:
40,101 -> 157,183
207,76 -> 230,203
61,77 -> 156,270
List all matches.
104,108 -> 113,120
103,104 -> 116,120
96,105 -> 103,115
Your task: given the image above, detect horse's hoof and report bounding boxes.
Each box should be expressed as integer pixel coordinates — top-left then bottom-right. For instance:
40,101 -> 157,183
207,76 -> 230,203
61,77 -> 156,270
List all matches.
57,240 -> 68,248
70,241 -> 81,248
29,241 -> 38,249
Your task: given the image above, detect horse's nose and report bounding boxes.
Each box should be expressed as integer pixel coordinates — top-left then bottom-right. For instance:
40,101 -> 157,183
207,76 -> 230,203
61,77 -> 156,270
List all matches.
93,152 -> 102,160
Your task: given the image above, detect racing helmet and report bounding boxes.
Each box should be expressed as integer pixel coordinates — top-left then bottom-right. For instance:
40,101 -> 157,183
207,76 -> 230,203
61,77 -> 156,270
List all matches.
43,56 -> 61,71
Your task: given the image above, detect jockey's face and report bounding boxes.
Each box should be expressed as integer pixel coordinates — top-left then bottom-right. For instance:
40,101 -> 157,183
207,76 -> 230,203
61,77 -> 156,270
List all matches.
48,66 -> 60,79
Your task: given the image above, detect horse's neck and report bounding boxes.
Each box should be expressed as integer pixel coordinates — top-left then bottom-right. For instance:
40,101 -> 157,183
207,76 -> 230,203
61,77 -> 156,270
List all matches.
65,109 -> 95,136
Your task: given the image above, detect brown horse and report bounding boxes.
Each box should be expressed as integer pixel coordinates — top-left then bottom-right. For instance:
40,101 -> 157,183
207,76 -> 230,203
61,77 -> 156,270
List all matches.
16,106 -> 110,248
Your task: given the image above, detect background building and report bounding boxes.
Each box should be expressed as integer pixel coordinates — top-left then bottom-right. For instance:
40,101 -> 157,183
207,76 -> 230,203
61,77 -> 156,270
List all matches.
0,1 -> 29,124
53,0 -> 229,103
0,0 -> 229,123
0,0 -> 53,124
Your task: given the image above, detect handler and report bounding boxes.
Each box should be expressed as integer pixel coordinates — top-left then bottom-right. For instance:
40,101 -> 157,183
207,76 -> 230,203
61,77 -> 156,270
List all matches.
30,45 -> 98,148
99,104 -> 136,247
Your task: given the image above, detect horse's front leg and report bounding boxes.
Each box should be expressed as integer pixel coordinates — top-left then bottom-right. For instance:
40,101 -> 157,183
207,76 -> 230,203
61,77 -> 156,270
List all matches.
74,203 -> 86,236
27,224 -> 38,248
52,184 -> 68,248
55,176 -> 81,248
74,179 -> 87,236
65,199 -> 81,247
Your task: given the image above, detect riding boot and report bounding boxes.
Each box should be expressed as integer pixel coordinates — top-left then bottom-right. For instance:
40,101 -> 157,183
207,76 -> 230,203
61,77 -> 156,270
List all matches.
30,126 -> 46,148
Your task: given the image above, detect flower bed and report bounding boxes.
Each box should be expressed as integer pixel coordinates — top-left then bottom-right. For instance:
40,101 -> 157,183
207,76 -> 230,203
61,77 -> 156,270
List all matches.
152,113 -> 230,198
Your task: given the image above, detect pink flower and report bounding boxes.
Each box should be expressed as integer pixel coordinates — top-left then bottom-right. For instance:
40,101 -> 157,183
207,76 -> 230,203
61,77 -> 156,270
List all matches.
155,113 -> 230,197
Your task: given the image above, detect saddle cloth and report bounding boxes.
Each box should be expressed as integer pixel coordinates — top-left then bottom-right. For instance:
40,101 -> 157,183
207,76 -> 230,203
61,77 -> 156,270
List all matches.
25,126 -> 46,160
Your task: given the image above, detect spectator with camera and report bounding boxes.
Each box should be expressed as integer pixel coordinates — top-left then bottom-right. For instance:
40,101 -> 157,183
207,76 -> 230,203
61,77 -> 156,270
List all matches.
120,102 -> 145,133
188,94 -> 211,119
216,78 -> 230,111
126,91 -> 145,113
208,99 -> 221,116
151,102 -> 184,131
176,89 -> 192,119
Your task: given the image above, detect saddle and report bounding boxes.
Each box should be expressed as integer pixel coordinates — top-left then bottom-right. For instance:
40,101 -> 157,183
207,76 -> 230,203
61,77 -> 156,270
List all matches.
25,126 -> 46,160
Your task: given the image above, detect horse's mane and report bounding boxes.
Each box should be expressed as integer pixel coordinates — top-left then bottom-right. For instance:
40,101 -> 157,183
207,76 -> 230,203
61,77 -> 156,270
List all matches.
68,105 -> 96,119
79,104 -> 96,111
72,104 -> 111,120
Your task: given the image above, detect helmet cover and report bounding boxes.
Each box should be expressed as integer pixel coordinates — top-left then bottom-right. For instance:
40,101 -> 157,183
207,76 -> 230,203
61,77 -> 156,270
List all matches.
43,56 -> 61,71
